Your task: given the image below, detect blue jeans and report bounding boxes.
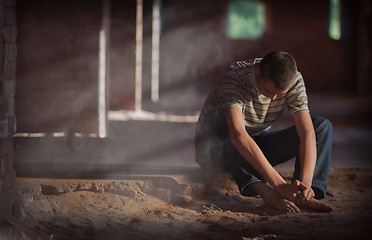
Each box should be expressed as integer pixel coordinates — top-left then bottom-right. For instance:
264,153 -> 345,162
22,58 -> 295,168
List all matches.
195,109 -> 332,199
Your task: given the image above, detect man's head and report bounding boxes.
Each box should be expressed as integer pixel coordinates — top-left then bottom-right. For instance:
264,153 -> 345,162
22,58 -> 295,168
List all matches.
258,51 -> 297,90
255,51 -> 297,100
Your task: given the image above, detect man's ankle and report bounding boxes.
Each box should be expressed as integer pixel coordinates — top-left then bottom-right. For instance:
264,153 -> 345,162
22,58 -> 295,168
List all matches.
250,182 -> 275,199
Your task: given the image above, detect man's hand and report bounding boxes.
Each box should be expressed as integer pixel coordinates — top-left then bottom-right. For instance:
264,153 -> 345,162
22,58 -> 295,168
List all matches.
275,182 -> 301,203
294,180 -> 315,204
275,180 -> 314,204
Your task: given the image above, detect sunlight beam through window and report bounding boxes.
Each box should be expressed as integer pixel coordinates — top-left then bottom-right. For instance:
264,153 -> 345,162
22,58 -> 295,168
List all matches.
135,0 -> 143,112
151,0 -> 161,102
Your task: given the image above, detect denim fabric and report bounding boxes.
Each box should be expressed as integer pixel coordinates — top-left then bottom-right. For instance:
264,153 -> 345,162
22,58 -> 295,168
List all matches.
195,109 -> 230,172
195,109 -> 332,200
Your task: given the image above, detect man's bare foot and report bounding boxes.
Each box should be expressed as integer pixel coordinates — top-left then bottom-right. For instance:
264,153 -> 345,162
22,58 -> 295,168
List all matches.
251,182 -> 300,213
299,198 -> 334,212
263,193 -> 301,213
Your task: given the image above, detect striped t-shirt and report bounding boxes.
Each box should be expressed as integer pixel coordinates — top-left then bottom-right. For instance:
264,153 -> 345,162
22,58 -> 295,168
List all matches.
197,58 -> 309,136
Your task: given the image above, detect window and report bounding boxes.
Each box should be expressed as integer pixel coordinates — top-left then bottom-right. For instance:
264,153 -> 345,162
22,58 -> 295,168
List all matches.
329,0 -> 341,40
227,0 -> 265,39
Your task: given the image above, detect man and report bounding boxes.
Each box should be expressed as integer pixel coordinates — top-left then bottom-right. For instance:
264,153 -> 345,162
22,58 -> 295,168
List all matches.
195,52 -> 333,212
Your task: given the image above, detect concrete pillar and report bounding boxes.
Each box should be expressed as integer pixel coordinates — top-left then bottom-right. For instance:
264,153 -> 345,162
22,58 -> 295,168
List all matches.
0,0 -> 17,222
357,0 -> 372,94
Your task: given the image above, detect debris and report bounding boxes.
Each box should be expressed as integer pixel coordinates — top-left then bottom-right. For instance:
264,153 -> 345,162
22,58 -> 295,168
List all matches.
204,203 -> 223,212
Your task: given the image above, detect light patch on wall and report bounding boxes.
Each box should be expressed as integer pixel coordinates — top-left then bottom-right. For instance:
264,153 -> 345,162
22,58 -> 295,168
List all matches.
98,0 -> 110,138
226,0 -> 265,39
108,110 -> 199,123
135,0 -> 143,112
329,0 -> 341,40
151,0 -> 161,102
98,29 -> 107,138
15,132 -> 98,138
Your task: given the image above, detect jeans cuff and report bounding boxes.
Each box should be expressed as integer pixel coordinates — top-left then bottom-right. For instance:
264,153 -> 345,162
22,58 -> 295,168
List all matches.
311,185 -> 326,200
240,179 -> 262,197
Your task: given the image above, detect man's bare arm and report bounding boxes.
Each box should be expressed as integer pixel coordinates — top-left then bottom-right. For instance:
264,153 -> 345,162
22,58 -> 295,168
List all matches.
224,107 -> 285,187
293,111 -> 317,200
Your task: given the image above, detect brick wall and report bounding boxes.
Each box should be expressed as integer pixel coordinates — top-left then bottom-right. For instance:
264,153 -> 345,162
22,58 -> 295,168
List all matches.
0,0 -> 17,222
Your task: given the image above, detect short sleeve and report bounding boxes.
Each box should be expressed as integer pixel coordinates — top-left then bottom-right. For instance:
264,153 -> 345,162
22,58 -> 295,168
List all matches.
286,72 -> 309,115
217,71 -> 244,111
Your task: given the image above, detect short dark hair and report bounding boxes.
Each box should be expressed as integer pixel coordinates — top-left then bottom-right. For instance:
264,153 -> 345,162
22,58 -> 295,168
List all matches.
259,51 -> 297,89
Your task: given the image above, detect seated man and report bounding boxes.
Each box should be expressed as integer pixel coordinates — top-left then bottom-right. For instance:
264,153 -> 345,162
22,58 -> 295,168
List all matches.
195,51 -> 333,213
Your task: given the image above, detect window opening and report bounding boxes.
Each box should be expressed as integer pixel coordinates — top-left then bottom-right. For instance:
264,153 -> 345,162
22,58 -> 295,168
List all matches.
227,0 -> 265,39
107,0 -> 199,123
329,0 -> 341,40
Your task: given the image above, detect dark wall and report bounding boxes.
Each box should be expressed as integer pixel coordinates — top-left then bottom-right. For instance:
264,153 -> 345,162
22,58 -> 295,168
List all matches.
15,0 -> 365,132
0,0 -> 17,222
110,0 -> 136,111
16,0 -> 102,133
151,0 -> 358,101
262,0 -> 356,91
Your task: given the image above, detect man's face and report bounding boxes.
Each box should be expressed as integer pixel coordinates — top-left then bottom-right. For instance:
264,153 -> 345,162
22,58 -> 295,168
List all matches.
258,78 -> 289,100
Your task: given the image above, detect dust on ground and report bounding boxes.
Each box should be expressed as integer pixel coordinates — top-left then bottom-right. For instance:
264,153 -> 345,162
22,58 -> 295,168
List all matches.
1,168 -> 372,240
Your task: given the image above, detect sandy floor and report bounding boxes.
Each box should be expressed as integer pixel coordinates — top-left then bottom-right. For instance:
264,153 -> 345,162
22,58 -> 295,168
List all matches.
1,168 -> 371,240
